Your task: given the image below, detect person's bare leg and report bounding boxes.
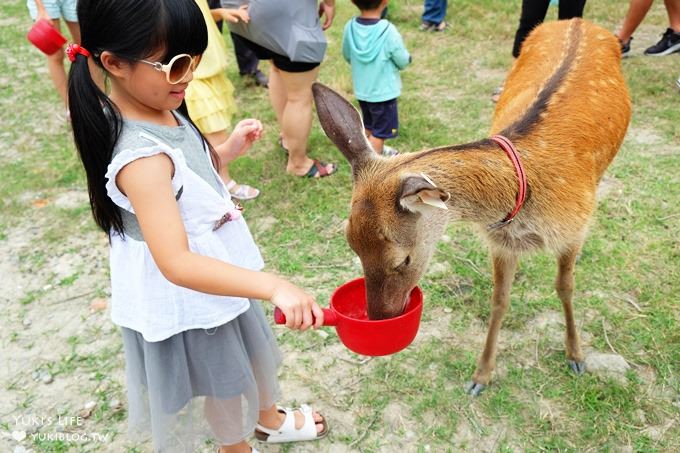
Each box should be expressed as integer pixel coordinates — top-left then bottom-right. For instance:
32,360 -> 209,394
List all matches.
65,21 -> 104,93
257,404 -> 325,434
204,397 -> 252,453
217,442 -> 251,453
46,20 -> 68,107
368,135 -> 384,155
617,0 -> 655,42
665,0 -> 680,31
267,63 -> 287,146
278,67 -> 332,176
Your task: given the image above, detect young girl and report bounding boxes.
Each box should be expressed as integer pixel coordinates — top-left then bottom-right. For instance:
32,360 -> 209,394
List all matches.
185,0 -> 260,201
68,0 -> 328,451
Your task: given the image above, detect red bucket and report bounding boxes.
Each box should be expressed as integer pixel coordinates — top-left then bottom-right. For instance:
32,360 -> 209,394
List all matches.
27,19 -> 67,55
275,277 -> 423,356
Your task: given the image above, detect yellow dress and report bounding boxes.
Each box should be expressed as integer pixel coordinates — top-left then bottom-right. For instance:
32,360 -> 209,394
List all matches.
185,0 -> 236,134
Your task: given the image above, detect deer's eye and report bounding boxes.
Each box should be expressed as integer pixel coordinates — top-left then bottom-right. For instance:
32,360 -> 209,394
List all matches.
395,255 -> 411,271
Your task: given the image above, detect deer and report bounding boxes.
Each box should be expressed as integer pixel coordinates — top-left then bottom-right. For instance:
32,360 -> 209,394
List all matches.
312,18 -> 631,395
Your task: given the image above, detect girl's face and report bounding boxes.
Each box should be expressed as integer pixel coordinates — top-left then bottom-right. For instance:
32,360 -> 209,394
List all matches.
102,49 -> 197,114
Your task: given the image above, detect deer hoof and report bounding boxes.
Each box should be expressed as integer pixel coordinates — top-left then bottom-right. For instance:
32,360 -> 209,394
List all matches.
465,381 -> 486,396
568,360 -> 586,375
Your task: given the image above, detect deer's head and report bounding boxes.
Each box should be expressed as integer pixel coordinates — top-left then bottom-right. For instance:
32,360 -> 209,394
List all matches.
313,84 -> 450,319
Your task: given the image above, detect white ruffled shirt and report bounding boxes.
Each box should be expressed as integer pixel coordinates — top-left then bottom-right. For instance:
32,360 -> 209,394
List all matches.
105,115 -> 264,342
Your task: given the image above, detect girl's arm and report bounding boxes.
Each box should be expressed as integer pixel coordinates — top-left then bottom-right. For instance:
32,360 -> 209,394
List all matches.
214,118 -> 262,162
210,5 -> 249,24
116,153 -> 323,330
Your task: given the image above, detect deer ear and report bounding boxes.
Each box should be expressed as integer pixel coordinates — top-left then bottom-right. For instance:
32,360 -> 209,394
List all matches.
312,83 -> 374,177
399,174 -> 451,212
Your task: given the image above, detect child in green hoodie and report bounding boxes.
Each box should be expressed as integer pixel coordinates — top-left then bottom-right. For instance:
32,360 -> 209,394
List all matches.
342,0 -> 411,156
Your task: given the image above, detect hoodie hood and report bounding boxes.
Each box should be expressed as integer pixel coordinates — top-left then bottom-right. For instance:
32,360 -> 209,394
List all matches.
345,18 -> 391,64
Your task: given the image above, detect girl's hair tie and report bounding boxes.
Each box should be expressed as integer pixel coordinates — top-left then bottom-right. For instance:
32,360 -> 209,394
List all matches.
66,43 -> 91,62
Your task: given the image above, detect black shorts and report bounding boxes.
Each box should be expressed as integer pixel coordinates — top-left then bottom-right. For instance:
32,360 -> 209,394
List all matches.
358,98 -> 399,139
236,35 -> 320,73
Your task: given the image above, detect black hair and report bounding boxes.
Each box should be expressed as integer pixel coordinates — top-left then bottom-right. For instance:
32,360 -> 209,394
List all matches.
68,0 -> 208,236
352,0 -> 384,10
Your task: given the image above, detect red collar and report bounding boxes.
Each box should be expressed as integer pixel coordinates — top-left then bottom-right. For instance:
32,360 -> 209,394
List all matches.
487,135 -> 527,229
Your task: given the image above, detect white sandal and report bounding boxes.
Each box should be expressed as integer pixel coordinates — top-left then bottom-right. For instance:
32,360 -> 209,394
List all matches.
225,179 -> 260,201
254,404 -> 328,443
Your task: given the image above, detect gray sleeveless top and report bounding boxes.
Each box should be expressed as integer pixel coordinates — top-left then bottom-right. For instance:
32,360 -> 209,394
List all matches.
111,112 -> 222,240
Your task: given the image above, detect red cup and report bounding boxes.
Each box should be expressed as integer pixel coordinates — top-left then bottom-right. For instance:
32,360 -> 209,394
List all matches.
27,19 -> 67,55
274,277 -> 423,356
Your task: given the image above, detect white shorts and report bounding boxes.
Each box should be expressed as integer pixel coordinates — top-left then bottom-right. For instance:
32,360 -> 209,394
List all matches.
27,0 -> 78,22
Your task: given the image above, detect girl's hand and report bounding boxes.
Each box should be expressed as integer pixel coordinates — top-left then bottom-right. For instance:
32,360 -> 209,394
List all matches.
270,279 -> 324,331
221,6 -> 249,23
216,119 -> 263,161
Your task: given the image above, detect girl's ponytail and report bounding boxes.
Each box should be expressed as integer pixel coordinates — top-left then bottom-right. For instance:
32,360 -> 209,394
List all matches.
68,52 -> 124,235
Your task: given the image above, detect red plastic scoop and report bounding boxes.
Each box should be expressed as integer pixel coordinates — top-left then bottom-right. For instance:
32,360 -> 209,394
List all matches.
27,19 -> 67,55
274,277 -> 423,356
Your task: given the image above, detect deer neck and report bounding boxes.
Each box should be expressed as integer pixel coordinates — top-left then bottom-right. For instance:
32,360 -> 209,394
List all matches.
403,142 -> 522,225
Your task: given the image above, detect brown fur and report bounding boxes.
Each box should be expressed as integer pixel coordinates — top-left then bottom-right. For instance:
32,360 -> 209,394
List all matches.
313,19 -> 631,393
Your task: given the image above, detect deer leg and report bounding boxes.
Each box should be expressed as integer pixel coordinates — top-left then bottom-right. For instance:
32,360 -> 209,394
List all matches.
556,246 -> 585,375
466,253 -> 519,396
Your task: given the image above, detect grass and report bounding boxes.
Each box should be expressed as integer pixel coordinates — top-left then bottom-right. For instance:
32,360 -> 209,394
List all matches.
1,0 -> 679,452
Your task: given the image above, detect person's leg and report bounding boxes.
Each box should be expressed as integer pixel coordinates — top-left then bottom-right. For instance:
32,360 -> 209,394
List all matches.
557,0 -> 587,19
644,0 -> 680,54
230,32 -> 260,76
512,0 -> 551,57
617,0 -> 654,43
665,0 -> 680,31
204,397 -> 253,453
217,442 -> 250,453
268,63 -> 287,139
422,0 -> 447,26
278,67 -> 325,175
368,99 -> 399,156
368,135 -> 385,154
45,19 -> 68,107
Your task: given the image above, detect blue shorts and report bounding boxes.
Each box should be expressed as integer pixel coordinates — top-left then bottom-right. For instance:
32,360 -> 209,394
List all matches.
358,98 -> 399,139
27,0 -> 78,22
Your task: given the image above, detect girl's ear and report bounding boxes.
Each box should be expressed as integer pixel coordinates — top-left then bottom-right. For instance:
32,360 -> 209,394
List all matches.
99,51 -> 130,79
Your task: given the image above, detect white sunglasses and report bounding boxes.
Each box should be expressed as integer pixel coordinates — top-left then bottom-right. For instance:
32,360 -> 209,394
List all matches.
137,53 -> 202,84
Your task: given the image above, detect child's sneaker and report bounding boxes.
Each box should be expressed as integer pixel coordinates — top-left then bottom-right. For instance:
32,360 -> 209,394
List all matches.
619,37 -> 632,57
381,145 -> 399,157
644,28 -> 680,56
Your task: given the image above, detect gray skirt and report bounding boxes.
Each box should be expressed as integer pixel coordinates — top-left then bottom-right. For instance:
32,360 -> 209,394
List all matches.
121,300 -> 282,452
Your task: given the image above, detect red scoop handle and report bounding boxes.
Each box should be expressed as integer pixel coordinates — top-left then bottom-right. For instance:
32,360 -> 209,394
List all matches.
274,307 -> 338,326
